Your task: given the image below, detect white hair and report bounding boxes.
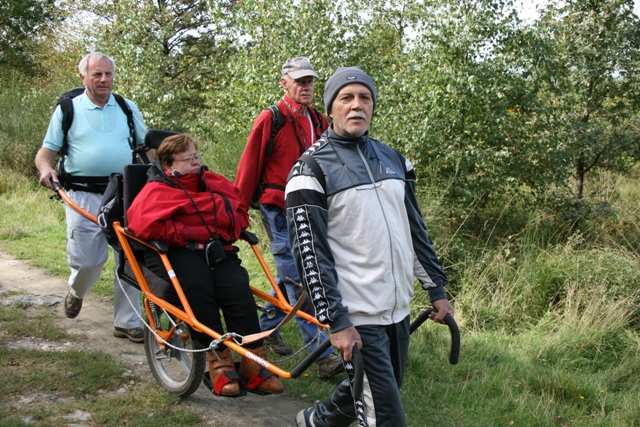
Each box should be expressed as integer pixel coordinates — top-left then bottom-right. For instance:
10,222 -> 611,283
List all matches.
78,52 -> 115,77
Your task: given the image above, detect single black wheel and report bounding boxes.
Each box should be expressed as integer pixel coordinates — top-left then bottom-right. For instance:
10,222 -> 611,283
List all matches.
143,302 -> 206,397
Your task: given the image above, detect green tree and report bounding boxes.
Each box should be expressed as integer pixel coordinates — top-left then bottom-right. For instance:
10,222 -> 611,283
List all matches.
206,0 -> 345,135
537,0 -> 640,199
384,0 -> 569,217
88,0 -> 239,136
0,0 -> 60,76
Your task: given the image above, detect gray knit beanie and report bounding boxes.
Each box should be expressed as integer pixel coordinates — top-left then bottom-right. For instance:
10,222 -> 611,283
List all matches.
323,66 -> 376,115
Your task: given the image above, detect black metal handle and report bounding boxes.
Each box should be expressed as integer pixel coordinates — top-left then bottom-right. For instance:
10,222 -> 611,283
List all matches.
289,339 -> 365,399
350,345 -> 364,399
410,308 -> 460,365
290,338 -> 332,378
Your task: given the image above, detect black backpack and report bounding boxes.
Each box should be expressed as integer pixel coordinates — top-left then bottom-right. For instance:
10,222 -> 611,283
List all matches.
250,105 -> 285,209
55,87 -> 140,190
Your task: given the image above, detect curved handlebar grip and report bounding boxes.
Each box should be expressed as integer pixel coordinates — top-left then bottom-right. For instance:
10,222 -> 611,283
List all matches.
350,345 -> 364,400
443,312 -> 460,365
410,308 -> 460,365
50,178 -> 62,192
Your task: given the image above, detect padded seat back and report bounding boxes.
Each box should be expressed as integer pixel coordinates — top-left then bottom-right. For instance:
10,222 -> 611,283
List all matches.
123,164 -> 152,227
119,163 -> 177,303
144,129 -> 179,150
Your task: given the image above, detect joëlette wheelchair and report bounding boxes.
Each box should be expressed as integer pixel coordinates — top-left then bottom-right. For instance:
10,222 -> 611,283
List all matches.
51,129 -> 458,401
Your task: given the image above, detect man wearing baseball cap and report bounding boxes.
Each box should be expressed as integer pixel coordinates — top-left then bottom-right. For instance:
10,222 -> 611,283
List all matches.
287,67 -> 455,426
236,57 -> 343,379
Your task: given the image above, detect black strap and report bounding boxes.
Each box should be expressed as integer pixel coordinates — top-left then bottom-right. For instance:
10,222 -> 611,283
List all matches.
266,105 -> 284,158
57,175 -> 109,185
262,183 -> 285,192
258,105 -> 285,187
113,94 -> 137,153
257,105 -> 319,195
59,92 -> 137,159
57,174 -> 109,193
64,183 -> 107,194
59,97 -> 74,157
299,154 -> 326,193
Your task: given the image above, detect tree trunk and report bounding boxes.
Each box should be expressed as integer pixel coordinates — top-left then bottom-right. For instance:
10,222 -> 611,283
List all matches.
574,156 -> 585,199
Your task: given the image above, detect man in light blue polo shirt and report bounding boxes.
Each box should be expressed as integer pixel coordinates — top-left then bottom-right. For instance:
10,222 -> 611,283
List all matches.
35,52 -> 148,343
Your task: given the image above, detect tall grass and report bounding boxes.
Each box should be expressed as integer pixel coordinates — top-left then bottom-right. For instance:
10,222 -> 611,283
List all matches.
457,230 -> 640,333
0,72 -> 77,176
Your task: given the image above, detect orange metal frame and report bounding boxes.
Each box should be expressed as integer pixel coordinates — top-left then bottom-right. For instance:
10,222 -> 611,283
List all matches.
56,185 -> 327,379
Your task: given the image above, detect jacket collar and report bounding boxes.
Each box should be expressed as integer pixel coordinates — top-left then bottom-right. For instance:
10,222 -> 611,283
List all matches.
146,161 -> 209,189
325,126 -> 369,148
282,95 -> 309,118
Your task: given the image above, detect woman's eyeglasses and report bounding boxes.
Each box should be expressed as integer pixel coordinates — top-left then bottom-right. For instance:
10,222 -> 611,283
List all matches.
175,153 -> 201,162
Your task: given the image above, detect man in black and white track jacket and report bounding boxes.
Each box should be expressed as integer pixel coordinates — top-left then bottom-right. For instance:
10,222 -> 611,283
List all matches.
287,66 -> 455,427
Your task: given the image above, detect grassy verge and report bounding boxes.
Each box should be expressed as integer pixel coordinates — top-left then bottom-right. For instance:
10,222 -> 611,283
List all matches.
0,304 -> 201,427
2,168 -> 640,426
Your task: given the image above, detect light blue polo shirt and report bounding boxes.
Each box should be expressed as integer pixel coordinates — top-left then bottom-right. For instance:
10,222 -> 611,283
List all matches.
42,91 -> 147,177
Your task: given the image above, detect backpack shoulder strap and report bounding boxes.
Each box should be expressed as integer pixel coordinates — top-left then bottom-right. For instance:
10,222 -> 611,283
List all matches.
59,98 -> 74,156
299,153 -> 326,193
113,94 -> 136,151
57,87 -> 86,155
266,105 -> 285,158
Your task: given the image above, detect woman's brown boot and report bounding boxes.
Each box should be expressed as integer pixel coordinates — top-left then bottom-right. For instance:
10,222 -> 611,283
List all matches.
206,349 -> 241,396
239,345 -> 284,394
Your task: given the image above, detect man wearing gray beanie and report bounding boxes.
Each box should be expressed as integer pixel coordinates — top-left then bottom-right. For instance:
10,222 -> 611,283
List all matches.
287,67 -> 455,427
323,66 -> 377,115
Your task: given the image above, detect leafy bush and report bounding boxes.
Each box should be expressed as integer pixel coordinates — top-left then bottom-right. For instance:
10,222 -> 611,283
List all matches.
0,71 -> 76,177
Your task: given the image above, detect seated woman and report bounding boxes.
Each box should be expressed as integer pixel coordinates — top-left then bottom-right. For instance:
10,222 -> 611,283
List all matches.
126,133 -> 284,396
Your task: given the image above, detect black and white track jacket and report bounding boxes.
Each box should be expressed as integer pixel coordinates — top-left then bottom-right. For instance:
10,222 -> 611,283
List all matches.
285,127 -> 447,333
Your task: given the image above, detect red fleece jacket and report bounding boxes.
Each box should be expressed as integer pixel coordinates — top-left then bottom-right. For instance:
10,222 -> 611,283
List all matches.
235,95 -> 328,210
126,171 -> 249,247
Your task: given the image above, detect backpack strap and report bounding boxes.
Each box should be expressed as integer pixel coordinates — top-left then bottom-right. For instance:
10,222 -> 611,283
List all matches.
299,153 -> 326,193
59,97 -> 75,157
113,94 -> 136,153
250,106 -> 286,209
59,92 -> 136,155
266,105 -> 285,158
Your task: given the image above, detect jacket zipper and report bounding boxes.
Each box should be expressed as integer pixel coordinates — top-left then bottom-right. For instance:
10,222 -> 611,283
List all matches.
356,144 -> 399,319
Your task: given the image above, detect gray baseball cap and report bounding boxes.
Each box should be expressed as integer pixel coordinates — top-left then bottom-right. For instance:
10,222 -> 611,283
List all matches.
281,57 -> 319,80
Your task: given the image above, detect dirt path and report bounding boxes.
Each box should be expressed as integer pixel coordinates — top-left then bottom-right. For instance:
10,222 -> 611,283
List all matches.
0,252 -> 305,427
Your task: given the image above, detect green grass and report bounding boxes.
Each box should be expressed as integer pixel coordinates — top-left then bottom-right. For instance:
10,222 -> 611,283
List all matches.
2,165 -> 640,426
0,305 -> 201,427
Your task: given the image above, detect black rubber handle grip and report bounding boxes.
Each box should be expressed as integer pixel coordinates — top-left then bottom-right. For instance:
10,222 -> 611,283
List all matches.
50,178 -> 62,192
350,345 -> 364,399
410,308 -> 460,365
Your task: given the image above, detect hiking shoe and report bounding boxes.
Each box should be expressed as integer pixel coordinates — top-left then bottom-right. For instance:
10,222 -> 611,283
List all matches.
264,335 -> 293,355
316,353 -> 344,379
296,407 -> 316,427
64,292 -> 83,319
113,327 -> 144,343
